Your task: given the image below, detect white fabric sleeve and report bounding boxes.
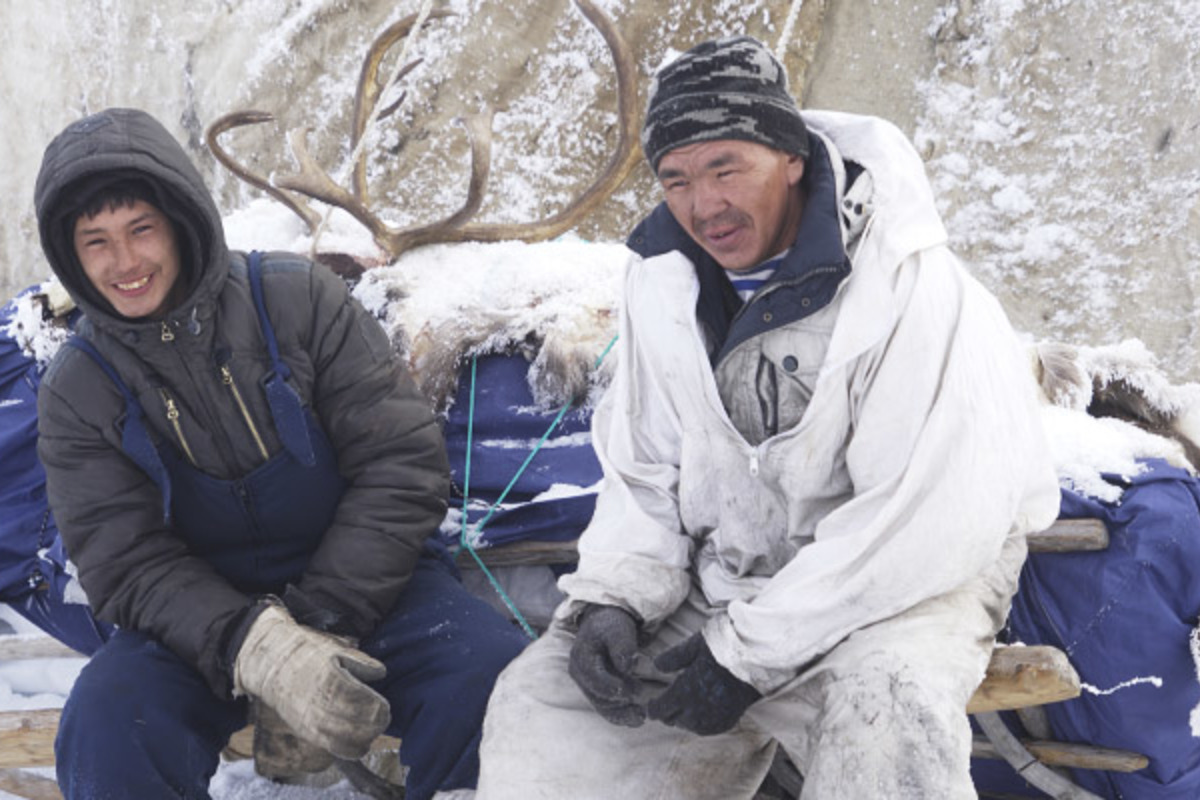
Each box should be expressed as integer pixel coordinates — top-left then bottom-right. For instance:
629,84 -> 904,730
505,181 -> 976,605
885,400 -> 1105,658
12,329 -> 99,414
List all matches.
555,257 -> 694,628
706,247 -> 1061,690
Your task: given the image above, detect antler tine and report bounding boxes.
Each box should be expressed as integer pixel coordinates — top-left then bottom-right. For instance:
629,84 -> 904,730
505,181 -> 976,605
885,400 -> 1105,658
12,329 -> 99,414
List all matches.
409,0 -> 640,250
277,127 -> 400,251
352,10 -> 456,202
279,112 -> 492,258
205,111 -> 323,232
391,110 -> 495,254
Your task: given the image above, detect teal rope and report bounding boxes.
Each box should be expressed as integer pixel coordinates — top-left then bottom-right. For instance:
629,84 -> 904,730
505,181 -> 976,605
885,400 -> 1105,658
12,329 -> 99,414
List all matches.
458,358 -> 538,639
458,334 -> 619,640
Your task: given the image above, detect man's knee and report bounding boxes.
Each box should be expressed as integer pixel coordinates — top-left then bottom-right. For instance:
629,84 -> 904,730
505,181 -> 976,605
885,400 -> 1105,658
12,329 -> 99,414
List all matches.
56,633 -> 243,798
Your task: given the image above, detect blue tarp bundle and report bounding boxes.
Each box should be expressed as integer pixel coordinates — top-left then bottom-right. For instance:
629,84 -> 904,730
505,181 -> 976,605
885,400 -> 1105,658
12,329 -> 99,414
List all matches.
0,288 -> 66,602
0,288 -> 110,652
441,352 -> 601,551
996,461 -> 1200,798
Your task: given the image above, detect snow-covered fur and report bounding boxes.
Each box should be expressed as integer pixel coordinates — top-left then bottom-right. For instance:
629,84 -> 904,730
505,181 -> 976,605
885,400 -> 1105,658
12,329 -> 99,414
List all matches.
2,282 -> 74,366
352,240 -> 626,413
1032,339 -> 1200,474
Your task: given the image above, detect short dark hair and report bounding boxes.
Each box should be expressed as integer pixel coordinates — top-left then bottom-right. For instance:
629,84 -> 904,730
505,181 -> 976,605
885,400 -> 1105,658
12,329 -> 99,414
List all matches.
72,178 -> 159,226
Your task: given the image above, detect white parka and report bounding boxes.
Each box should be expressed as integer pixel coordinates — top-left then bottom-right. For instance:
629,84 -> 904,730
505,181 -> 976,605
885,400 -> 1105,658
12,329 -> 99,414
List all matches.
557,111 -> 1061,693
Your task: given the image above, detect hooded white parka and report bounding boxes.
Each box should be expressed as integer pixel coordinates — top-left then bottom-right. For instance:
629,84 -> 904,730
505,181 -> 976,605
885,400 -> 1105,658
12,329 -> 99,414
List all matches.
556,110 -> 1061,693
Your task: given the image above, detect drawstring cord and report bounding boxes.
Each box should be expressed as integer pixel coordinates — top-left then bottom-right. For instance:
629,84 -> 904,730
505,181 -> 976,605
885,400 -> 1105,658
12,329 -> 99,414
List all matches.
459,334 -> 619,639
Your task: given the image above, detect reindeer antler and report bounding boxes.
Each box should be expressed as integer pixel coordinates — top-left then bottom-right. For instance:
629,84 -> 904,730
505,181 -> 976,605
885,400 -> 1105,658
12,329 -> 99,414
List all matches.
206,110 -> 322,233
351,10 -> 455,203
419,0 -> 641,250
208,0 -> 638,260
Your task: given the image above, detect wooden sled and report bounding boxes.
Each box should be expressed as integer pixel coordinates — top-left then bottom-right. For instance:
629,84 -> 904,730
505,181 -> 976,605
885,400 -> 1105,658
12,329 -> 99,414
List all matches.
0,518 -> 1149,799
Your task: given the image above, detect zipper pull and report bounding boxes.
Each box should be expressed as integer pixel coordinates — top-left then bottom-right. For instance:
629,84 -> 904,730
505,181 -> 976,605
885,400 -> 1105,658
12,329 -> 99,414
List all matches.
749,451 -> 760,477
159,388 -> 198,466
220,364 -> 233,385
161,321 -> 175,343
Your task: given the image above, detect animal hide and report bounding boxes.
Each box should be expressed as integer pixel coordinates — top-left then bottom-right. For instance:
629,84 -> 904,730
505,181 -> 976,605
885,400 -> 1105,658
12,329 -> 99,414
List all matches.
352,240 -> 627,413
1033,339 -> 1200,473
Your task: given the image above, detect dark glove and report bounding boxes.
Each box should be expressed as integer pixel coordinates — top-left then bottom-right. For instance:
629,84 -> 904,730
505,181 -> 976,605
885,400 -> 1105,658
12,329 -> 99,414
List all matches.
646,633 -> 762,736
568,604 -> 646,727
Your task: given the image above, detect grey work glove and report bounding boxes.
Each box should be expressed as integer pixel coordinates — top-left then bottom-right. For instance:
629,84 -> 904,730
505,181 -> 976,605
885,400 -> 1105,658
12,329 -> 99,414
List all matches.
233,603 -> 391,760
646,633 -> 762,736
251,699 -> 335,780
568,604 -> 646,727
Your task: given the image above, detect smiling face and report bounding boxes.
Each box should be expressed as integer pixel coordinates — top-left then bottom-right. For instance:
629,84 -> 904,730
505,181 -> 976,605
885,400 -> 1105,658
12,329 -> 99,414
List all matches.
657,139 -> 806,272
73,199 -> 183,320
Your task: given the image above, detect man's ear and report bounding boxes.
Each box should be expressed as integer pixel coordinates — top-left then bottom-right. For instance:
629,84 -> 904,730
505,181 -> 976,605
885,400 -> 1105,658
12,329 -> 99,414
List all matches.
786,154 -> 805,187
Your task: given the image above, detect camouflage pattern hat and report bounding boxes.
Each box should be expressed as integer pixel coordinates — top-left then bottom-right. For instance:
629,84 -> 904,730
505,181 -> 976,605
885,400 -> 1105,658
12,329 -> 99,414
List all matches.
641,36 -> 809,173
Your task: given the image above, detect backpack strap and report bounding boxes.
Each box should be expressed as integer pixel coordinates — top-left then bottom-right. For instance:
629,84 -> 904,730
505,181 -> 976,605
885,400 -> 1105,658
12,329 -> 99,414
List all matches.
65,337 -> 173,521
247,251 -> 316,467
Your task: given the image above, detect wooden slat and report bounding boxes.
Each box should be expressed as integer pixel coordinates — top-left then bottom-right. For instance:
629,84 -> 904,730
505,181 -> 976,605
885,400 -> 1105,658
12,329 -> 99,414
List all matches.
1027,518 -> 1108,553
454,518 -> 1110,567
967,645 -> 1080,713
0,769 -> 62,800
972,734 -> 1149,773
455,538 -> 579,569
1,709 -> 403,770
0,636 -> 82,661
2,644 -> 1077,768
0,710 -> 60,769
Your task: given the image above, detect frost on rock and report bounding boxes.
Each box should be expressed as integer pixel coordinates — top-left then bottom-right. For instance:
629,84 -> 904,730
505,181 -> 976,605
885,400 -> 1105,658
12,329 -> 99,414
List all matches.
917,0 -> 1200,381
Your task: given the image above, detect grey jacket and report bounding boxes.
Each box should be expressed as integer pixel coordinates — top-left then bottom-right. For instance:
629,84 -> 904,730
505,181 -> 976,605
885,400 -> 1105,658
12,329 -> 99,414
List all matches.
34,108 -> 449,695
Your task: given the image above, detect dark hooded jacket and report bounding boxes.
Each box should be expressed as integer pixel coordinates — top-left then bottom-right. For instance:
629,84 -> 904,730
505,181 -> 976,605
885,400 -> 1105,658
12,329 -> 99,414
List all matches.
33,108 -> 450,695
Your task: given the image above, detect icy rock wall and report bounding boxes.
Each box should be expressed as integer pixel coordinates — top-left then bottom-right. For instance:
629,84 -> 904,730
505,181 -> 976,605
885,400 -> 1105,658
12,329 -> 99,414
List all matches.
2,0 -> 1198,378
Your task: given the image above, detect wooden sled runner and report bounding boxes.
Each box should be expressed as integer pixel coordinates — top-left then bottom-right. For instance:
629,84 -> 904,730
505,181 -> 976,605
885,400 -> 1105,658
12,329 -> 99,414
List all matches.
0,518 -> 1149,799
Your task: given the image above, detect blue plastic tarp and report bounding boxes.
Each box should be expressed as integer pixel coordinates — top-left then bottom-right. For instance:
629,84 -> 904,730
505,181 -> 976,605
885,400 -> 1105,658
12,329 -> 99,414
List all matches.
1004,461 -> 1200,798
439,352 -> 601,551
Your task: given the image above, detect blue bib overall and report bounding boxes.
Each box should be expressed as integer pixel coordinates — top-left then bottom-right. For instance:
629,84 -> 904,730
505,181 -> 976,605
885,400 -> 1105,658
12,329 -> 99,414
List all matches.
55,253 -> 527,800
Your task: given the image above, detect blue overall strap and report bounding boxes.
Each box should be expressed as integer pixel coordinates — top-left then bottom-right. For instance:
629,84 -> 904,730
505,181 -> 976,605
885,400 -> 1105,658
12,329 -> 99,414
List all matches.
65,337 -> 172,521
246,251 -> 316,466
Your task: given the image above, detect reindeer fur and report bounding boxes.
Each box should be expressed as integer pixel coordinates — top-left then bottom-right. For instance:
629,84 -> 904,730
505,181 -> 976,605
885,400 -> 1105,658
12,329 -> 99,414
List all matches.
351,241 -> 625,414
1032,340 -> 1200,473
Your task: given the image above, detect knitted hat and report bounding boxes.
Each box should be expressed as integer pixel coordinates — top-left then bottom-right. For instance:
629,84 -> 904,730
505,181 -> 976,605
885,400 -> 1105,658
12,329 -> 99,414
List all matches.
641,36 -> 809,173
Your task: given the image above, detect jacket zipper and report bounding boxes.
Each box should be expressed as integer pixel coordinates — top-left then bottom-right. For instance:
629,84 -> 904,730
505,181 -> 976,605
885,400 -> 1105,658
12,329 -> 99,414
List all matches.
159,388 -> 198,466
220,364 -> 270,462
160,321 -> 175,342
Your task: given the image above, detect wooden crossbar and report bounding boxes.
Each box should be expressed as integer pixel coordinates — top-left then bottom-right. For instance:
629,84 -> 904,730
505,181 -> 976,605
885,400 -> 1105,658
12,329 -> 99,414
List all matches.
452,518 -> 1110,569
0,516 -> 1122,782
0,641 -> 1084,769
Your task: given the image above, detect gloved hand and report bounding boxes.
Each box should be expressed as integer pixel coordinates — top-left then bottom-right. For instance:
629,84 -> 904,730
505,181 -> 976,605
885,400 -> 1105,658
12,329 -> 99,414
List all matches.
568,604 -> 646,727
233,603 -> 390,760
251,699 -> 335,780
646,633 -> 762,736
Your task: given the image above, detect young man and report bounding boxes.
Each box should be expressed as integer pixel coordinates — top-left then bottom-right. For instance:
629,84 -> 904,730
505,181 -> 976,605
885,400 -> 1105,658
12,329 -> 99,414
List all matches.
34,107 -> 527,800
476,37 -> 1060,798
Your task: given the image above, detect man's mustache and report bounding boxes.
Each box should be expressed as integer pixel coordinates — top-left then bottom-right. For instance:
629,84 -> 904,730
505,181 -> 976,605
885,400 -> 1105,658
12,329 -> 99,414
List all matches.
695,210 -> 751,238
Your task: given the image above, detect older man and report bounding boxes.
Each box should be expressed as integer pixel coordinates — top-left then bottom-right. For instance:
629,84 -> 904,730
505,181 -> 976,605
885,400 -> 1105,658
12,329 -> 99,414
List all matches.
476,36 -> 1060,799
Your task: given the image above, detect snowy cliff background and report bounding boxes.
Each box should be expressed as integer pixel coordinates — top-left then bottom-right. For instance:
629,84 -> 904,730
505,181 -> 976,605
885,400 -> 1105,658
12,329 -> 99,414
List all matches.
2,0 -> 1199,377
